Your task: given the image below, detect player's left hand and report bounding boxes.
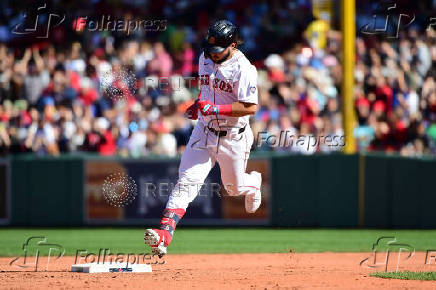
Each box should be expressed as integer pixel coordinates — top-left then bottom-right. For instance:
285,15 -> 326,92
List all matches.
198,100 -> 219,116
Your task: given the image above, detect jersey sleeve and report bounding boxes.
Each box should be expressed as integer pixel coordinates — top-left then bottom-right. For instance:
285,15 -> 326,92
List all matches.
234,64 -> 258,104
198,52 -> 205,77
198,52 -> 205,100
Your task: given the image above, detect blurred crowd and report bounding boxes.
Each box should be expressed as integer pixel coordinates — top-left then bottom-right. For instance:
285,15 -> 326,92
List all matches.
0,42 -> 196,157
353,30 -> 436,156
255,28 -> 436,156
0,0 -> 435,157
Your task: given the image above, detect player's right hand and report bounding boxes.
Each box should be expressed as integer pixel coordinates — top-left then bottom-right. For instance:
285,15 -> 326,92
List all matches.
198,100 -> 219,116
184,99 -> 199,120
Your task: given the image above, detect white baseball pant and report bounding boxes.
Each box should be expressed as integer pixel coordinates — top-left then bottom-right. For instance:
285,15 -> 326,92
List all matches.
166,121 -> 260,210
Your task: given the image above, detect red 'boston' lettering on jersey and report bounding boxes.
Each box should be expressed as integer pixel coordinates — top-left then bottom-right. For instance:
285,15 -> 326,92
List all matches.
200,74 -> 232,93
213,77 -> 219,89
200,74 -> 210,85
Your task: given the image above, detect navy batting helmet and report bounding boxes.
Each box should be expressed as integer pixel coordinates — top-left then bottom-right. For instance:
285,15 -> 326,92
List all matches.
202,20 -> 238,55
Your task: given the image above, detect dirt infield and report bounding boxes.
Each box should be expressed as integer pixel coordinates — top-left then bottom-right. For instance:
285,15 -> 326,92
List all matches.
1,252 -> 435,289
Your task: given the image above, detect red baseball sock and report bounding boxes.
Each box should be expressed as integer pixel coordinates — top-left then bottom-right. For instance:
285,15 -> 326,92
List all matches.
158,208 -> 185,246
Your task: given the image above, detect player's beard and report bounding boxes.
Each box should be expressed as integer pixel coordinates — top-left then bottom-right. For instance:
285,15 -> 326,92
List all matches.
211,50 -> 231,64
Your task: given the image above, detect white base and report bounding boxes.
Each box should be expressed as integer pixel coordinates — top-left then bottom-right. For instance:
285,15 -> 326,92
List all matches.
71,263 -> 152,273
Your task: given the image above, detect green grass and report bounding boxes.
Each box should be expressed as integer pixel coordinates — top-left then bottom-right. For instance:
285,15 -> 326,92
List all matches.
371,271 -> 436,281
0,228 -> 435,256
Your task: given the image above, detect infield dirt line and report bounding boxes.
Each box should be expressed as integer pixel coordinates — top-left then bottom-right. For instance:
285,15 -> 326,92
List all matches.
1,253 -> 435,289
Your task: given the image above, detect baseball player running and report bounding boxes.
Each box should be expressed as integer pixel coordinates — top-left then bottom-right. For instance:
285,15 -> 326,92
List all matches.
145,20 -> 262,257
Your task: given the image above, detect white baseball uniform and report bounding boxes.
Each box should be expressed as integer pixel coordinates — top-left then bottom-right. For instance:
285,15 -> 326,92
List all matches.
166,49 -> 261,210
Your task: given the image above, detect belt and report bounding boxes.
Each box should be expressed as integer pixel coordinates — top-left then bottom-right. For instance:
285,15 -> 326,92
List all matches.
206,125 -> 246,137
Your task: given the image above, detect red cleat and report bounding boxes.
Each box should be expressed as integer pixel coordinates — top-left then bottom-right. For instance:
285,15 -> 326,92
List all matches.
144,229 -> 169,257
